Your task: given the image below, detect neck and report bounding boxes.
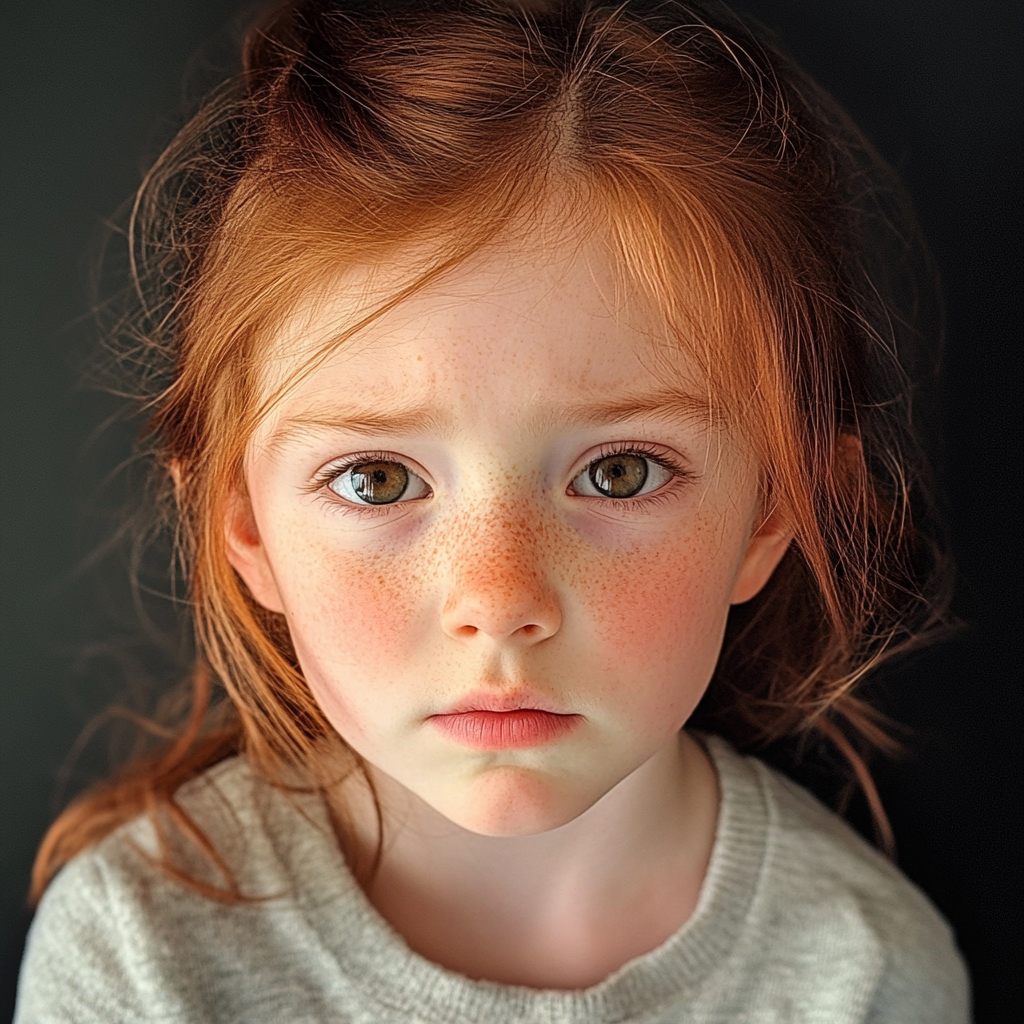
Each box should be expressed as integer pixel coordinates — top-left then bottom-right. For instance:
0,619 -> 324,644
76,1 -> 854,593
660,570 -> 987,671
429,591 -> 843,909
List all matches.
329,732 -> 719,989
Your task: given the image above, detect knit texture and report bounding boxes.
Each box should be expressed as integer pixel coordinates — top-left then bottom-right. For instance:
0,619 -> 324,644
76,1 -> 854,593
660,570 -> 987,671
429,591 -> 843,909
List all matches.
16,736 -> 970,1023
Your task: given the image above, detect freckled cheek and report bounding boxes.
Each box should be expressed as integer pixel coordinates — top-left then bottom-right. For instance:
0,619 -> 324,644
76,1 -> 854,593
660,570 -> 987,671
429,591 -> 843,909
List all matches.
272,534 -> 431,673
276,545 -> 436,748
568,538 -> 736,725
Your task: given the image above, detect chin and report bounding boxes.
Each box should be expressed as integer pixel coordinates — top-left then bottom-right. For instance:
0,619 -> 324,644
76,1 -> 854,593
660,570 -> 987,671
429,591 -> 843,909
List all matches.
434,766 -> 597,837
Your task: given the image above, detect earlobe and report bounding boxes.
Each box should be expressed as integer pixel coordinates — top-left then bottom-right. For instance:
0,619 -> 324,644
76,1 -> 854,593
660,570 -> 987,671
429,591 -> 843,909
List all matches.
223,490 -> 287,614
730,511 -> 792,605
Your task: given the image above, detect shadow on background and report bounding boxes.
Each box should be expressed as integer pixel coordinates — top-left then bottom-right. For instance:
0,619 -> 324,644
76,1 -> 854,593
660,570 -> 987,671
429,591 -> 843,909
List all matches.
1,1 -> 1020,1021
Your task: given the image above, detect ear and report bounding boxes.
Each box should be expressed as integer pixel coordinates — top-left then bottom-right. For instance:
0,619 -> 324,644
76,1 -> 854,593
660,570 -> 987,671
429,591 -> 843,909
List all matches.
730,506 -> 792,605
223,489 -> 287,614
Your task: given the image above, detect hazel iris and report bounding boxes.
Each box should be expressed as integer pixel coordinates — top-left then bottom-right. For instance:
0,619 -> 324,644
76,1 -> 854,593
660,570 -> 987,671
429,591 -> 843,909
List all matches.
349,461 -> 409,504
589,453 -> 648,498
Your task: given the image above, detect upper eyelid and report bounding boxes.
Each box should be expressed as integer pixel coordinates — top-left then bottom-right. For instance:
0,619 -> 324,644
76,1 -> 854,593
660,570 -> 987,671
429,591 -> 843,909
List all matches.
314,450 -> 420,477
575,441 -> 690,475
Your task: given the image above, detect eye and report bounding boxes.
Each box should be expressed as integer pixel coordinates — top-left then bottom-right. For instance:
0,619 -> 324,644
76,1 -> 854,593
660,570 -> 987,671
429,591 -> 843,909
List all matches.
570,451 -> 675,499
327,459 -> 430,506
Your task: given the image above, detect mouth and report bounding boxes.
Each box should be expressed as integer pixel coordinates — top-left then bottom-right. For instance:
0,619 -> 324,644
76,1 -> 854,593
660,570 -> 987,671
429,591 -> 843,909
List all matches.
427,690 -> 581,750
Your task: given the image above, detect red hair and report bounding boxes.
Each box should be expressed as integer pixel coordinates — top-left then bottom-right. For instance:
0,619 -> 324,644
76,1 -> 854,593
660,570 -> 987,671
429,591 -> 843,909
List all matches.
33,0 -> 949,901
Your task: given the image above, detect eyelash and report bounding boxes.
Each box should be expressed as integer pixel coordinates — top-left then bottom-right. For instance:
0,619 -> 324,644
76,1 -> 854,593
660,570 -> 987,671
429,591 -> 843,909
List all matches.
310,442 -> 692,517
309,450 -> 428,519
568,441 -> 693,512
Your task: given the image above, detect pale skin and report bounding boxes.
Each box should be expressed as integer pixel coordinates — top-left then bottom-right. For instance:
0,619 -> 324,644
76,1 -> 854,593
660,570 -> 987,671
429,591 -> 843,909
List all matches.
225,230 -> 791,988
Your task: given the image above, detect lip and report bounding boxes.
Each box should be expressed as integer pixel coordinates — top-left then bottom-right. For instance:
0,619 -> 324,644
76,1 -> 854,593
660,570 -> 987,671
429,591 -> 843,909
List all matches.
437,689 -> 568,716
429,710 -> 580,749
427,689 -> 580,750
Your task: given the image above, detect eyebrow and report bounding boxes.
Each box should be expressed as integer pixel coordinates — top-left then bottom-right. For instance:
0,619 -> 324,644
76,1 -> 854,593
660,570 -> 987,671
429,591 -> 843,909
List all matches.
545,388 -> 711,431
266,404 -> 451,452
267,386 -> 710,450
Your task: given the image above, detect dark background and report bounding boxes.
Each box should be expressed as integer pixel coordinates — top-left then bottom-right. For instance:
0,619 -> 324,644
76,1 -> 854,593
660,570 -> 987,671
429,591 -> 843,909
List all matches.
1,1 -> 1020,1020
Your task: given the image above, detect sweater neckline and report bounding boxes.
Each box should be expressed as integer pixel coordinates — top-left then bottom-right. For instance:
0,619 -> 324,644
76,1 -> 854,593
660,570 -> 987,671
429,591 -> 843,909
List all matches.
290,735 -> 769,1024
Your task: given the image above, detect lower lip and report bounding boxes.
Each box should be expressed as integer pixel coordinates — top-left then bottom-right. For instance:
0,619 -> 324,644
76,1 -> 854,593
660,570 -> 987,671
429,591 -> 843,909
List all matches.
428,710 -> 580,749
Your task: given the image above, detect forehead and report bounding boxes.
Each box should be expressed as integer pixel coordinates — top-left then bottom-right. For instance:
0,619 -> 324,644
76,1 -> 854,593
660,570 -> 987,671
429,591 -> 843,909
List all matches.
256,232 -> 703,432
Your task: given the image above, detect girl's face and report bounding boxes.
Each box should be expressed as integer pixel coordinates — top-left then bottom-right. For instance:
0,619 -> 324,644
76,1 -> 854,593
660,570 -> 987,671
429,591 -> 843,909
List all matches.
227,235 -> 790,836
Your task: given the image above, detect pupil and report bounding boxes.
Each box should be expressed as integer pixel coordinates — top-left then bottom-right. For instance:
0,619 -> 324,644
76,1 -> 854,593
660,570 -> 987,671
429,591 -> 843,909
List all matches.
589,454 -> 648,498
351,461 -> 409,504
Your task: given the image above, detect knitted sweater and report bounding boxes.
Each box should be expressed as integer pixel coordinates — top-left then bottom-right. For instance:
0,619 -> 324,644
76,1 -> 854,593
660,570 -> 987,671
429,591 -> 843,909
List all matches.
16,736 -> 970,1023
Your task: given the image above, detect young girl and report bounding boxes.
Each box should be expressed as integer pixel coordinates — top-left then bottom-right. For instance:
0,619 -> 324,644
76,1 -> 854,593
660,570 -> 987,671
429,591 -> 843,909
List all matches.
16,0 -> 970,1020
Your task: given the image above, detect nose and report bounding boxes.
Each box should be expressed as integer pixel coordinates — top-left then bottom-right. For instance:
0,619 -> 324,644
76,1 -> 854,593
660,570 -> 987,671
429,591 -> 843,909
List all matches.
440,518 -> 562,645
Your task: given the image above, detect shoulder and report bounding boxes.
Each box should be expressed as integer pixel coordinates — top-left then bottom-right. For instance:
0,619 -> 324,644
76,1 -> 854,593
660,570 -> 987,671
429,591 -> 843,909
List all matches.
705,736 -> 971,1023
15,757 -> 340,1024
39,756 -> 288,899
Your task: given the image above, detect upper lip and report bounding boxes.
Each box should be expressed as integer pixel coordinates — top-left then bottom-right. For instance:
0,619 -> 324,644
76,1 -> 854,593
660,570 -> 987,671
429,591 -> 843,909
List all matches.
433,689 -> 572,716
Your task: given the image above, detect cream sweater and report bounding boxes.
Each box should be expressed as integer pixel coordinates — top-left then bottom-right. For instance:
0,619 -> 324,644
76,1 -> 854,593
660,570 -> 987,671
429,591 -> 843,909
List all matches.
16,736 -> 970,1023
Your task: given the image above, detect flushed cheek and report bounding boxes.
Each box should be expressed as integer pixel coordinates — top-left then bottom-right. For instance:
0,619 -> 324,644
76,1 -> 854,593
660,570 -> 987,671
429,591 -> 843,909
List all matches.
269,531 -> 435,718
570,537 -> 735,727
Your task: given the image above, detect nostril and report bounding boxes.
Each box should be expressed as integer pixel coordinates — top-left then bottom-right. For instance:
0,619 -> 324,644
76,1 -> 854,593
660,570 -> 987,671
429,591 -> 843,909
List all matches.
440,594 -> 561,644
